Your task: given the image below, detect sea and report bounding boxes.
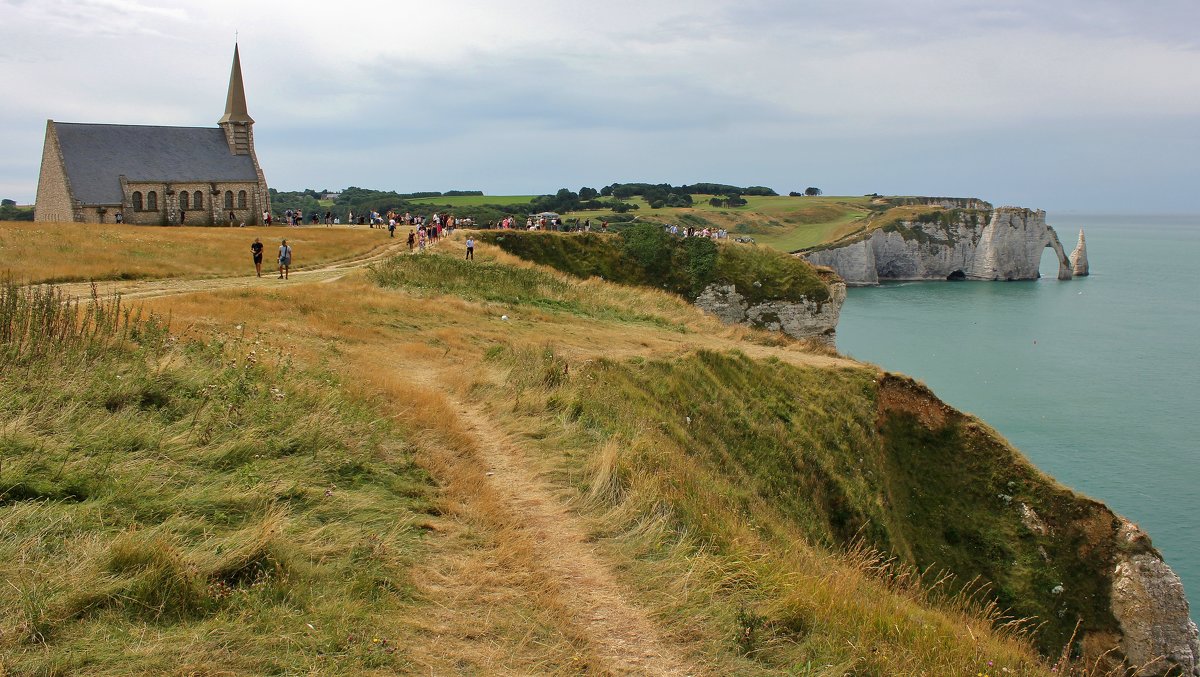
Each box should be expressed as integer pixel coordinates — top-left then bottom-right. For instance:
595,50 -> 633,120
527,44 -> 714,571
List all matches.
836,214 -> 1200,606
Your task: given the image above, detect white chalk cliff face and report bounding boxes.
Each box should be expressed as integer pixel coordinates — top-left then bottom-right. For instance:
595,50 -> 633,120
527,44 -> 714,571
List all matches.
1110,521 -> 1200,676
695,281 -> 846,344
1070,229 -> 1090,276
802,208 -> 1075,285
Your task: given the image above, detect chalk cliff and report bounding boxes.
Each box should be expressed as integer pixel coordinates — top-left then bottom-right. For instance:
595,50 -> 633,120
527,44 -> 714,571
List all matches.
1110,520 -> 1200,676
801,207 -> 1075,285
695,278 -> 845,344
1070,229 -> 1090,276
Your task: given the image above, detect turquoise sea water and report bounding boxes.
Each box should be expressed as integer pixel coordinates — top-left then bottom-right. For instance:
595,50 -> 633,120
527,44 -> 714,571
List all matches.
836,214 -> 1200,604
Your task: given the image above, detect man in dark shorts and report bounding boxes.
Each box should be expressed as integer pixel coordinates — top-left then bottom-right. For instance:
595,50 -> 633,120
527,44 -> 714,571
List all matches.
251,237 -> 264,277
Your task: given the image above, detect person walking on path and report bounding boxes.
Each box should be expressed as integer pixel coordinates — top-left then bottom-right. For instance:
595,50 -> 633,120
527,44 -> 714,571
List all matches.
251,237 -> 264,277
278,239 -> 292,279
388,219 -> 396,238
465,236 -> 475,260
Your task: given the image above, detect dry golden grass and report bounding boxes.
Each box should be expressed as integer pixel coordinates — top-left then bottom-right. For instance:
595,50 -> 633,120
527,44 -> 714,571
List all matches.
0,220 -> 398,284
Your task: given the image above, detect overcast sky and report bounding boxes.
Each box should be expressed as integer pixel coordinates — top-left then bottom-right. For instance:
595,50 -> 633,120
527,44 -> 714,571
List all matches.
2,0 -> 1198,212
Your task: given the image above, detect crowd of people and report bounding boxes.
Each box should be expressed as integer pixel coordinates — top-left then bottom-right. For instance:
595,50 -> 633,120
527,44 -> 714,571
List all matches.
491,215 -> 610,232
260,208 -> 735,245
402,219 -> 453,252
662,224 -> 730,240
276,209 -> 340,226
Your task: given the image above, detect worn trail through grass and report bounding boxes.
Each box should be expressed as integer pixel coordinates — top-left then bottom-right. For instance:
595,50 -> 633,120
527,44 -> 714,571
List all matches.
48,238 -> 410,302
422,366 -> 699,675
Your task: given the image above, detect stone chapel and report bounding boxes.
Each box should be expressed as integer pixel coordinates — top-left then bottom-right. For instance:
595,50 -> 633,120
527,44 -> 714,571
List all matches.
34,45 -> 270,225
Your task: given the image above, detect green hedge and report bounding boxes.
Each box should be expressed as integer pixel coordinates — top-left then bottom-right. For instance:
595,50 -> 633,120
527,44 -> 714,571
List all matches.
480,225 -> 832,305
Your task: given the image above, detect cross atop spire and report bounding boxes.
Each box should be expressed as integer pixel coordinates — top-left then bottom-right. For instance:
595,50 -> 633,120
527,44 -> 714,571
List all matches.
218,43 -> 254,125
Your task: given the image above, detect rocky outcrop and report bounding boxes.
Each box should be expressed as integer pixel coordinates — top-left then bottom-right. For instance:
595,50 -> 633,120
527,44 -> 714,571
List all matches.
695,279 -> 846,343
1110,521 -> 1200,676
801,207 -> 1075,285
876,375 -> 1196,677
1070,229 -> 1090,276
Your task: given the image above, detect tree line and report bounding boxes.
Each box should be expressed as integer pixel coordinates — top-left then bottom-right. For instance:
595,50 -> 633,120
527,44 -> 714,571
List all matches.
0,198 -> 34,221
261,181 -> 822,225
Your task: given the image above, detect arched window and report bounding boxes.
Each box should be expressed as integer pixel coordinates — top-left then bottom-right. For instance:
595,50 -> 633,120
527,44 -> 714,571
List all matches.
237,190 -> 247,209
194,191 -> 203,209
132,191 -> 143,211
179,191 -> 189,210
224,191 -> 234,210
147,191 -> 157,211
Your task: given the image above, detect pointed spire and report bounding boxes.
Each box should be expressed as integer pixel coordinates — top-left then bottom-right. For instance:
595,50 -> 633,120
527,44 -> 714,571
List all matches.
219,44 -> 254,125
1070,228 -> 1089,276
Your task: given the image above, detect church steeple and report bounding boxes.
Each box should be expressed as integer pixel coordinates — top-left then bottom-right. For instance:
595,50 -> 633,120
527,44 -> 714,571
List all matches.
218,44 -> 254,125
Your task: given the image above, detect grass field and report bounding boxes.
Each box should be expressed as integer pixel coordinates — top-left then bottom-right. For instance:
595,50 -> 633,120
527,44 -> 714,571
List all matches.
407,194 -> 537,207
558,195 -> 877,252
0,221 -> 395,284
0,225 -> 1140,675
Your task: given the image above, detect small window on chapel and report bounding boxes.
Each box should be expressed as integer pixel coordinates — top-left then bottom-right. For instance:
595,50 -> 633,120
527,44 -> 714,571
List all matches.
238,191 -> 247,209
132,191 -> 143,211
147,191 -> 158,211
224,191 -> 234,210
180,192 -> 190,210
194,191 -> 203,209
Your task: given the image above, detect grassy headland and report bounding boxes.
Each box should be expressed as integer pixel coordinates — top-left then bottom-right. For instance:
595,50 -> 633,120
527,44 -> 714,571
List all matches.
0,222 -> 1139,675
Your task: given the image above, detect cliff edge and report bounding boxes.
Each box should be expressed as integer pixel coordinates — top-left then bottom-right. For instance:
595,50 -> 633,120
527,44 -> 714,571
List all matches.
481,227 -> 845,342
874,375 -> 1197,675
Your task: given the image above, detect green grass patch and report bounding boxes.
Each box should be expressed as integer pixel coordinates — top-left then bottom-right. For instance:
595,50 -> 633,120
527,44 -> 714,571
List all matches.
752,206 -> 871,251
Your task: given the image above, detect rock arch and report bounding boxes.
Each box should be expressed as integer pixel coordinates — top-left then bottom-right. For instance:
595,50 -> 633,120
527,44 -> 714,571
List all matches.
1043,226 -> 1073,280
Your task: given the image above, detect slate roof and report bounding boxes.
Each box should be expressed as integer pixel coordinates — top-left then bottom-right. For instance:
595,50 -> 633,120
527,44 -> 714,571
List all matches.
53,122 -> 259,205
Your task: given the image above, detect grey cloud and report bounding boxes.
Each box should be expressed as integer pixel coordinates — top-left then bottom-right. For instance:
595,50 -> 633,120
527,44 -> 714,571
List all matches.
2,0 -> 1198,210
